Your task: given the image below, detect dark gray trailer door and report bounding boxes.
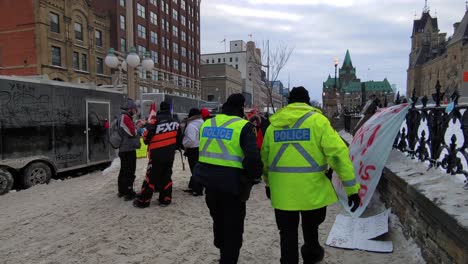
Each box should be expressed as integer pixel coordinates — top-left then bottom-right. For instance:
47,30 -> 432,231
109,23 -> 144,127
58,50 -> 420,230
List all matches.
86,101 -> 110,164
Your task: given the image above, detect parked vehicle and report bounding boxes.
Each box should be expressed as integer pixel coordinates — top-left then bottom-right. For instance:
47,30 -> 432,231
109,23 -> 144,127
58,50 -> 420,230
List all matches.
0,76 -> 126,194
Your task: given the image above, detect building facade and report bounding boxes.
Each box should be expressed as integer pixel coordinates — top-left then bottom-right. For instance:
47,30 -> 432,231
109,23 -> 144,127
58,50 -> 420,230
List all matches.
94,0 -> 201,99
0,0 -> 111,85
322,50 -> 394,118
407,6 -> 468,99
200,63 -> 242,104
201,40 -> 266,108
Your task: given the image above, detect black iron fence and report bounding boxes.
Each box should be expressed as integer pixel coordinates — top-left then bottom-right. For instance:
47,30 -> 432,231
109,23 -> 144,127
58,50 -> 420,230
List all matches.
344,83 -> 468,187
394,88 -> 467,186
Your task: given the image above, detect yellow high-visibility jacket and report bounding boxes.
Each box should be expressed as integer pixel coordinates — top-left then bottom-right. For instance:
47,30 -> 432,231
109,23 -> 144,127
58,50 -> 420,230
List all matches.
261,103 -> 360,211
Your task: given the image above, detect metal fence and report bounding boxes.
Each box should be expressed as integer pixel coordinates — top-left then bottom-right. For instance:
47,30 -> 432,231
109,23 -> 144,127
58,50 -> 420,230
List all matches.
393,88 -> 467,185
344,84 -> 468,187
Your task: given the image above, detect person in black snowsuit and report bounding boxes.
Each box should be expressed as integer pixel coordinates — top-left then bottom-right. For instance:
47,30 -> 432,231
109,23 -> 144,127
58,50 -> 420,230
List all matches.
133,101 -> 183,208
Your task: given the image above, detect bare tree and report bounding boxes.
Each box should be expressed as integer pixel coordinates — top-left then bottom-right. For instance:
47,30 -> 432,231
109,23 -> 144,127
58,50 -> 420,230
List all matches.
309,100 -> 322,109
249,40 -> 294,113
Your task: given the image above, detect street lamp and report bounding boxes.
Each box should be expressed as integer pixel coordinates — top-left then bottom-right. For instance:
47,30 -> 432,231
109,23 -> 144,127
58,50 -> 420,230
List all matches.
105,47 -> 154,97
334,57 -> 339,90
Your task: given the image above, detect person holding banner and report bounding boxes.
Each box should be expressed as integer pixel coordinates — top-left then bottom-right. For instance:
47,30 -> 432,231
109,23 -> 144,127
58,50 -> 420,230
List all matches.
261,86 -> 361,264
133,101 -> 183,208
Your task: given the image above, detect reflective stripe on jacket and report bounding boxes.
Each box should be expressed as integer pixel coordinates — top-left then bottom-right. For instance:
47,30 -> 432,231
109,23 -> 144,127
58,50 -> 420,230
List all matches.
261,103 -> 360,211
199,114 -> 248,169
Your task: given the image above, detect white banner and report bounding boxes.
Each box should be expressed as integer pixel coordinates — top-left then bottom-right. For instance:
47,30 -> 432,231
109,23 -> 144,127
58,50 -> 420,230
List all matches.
333,103 -> 410,217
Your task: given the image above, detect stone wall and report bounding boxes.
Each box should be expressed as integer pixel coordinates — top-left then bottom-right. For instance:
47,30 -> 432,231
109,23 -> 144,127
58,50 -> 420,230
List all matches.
378,152 -> 468,264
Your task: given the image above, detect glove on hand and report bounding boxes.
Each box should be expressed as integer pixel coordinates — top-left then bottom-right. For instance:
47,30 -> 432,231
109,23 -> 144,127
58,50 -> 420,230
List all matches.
348,193 -> 361,212
265,186 -> 271,200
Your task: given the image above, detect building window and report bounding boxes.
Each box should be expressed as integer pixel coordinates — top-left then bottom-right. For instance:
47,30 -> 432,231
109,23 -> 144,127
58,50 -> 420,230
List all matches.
165,3 -> 169,14
81,54 -> 88,71
235,64 -> 238,69
151,69 -> 159,81
235,57 -> 238,62
166,38 -> 170,49
182,63 -> 186,73
150,0 -> 157,6
120,38 -> 126,52
150,12 -> 157,25
181,15 -> 186,26
229,57 -> 232,62
166,21 -> 170,32
120,15 -> 125,30
181,31 -> 186,42
137,3 -> 145,18
73,52 -> 79,69
172,26 -> 178,37
223,58 -> 225,62
138,68 -> 146,79
74,23 -> 83,41
181,47 -> 186,57
172,9 -> 178,20
173,43 -> 178,54
181,0 -> 186,10
151,50 -> 158,63
95,30 -> 102,47
137,24 -> 146,39
138,45 -> 146,57
120,0 -> 125,7
150,31 -> 158,44
96,57 -> 104,74
50,12 -> 59,33
51,46 -> 61,66
218,58 -> 221,63
173,59 -> 179,70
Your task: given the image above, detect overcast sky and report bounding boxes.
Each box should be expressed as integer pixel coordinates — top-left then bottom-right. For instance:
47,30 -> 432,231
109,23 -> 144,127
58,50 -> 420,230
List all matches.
199,0 -> 466,102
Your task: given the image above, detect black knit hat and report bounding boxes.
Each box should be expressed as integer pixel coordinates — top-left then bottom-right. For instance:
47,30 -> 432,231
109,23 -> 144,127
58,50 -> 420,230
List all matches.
188,108 -> 201,118
288,86 -> 310,104
160,101 -> 171,111
224,93 -> 245,108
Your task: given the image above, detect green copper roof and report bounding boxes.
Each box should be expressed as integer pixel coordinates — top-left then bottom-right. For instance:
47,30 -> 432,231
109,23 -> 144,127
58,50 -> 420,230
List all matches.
342,50 -> 353,68
341,79 -> 392,93
363,78 -> 392,92
342,81 -> 361,92
323,75 -> 336,89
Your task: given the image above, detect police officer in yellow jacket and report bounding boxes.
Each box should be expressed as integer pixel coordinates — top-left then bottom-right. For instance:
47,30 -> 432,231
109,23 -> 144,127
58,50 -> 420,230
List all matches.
261,87 -> 361,264
194,94 -> 262,264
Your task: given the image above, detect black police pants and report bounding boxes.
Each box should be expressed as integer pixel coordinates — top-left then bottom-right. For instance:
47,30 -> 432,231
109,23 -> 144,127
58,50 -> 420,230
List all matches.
274,207 -> 327,264
118,150 -> 136,195
186,148 -> 203,194
139,155 -> 174,205
206,189 -> 246,264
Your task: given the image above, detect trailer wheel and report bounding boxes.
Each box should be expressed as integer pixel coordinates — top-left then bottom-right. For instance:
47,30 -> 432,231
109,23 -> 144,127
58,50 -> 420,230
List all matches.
0,169 -> 14,195
22,162 -> 52,189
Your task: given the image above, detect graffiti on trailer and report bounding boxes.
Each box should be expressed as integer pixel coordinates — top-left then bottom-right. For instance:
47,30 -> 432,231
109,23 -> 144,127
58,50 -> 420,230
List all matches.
0,82 -> 83,127
56,152 -> 82,161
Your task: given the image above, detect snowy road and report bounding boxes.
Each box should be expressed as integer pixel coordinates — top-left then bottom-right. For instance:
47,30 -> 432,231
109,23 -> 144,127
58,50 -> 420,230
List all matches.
0,155 -> 425,264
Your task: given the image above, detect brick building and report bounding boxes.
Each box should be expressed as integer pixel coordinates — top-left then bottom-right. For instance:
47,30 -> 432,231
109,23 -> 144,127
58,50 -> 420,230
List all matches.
0,0 -> 111,85
407,5 -> 468,99
94,0 -> 201,99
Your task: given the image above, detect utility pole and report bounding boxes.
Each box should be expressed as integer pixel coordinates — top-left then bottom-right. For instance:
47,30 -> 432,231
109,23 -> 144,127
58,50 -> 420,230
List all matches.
266,40 -> 270,114
126,0 -> 136,100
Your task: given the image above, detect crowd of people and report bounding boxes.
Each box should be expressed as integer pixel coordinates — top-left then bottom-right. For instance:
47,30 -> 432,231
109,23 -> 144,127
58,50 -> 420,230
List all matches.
114,87 -> 361,264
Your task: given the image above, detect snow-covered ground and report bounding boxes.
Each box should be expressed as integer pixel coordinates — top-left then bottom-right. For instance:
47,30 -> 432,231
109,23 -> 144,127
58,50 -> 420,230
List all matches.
0,155 -> 425,264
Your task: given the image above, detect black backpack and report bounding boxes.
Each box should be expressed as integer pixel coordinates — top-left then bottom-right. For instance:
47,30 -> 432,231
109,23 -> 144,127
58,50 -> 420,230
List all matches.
109,116 -> 123,149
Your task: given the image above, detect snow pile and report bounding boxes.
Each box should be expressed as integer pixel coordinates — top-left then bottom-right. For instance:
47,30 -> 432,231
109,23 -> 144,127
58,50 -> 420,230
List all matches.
102,158 -> 120,176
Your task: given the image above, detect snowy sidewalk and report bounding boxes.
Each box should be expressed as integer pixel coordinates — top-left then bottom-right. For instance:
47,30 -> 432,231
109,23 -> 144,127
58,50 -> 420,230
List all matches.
0,155 -> 425,264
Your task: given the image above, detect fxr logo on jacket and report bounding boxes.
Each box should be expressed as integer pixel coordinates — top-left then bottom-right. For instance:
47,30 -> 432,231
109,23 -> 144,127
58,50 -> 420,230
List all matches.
156,122 -> 180,134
